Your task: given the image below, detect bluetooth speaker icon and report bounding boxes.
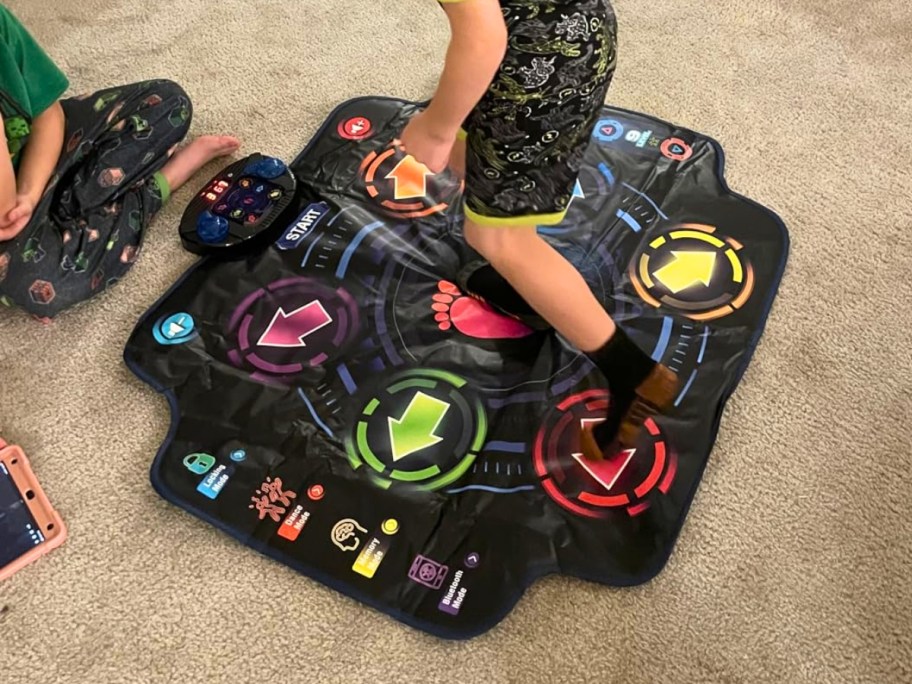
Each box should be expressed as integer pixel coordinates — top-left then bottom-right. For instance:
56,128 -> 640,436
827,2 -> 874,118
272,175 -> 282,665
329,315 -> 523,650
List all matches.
408,554 -> 449,590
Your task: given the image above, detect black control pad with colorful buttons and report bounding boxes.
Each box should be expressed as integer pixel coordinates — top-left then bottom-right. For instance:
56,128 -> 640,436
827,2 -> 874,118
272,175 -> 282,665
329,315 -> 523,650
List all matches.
179,153 -> 298,257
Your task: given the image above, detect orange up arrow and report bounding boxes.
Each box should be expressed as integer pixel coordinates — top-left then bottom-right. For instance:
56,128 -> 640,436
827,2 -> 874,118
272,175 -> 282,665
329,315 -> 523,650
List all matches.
385,155 -> 433,200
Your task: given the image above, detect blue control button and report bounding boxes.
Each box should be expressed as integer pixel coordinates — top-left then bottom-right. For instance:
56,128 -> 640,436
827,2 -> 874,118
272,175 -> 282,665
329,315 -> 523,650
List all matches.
196,211 -> 230,244
244,156 -> 287,180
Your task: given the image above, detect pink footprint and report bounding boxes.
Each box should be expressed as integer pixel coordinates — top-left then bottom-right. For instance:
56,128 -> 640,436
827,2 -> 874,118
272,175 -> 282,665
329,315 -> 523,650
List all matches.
432,280 -> 533,339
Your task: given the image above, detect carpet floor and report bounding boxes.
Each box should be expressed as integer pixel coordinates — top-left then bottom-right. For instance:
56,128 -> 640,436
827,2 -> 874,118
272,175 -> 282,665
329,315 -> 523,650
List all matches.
1,0 -> 910,681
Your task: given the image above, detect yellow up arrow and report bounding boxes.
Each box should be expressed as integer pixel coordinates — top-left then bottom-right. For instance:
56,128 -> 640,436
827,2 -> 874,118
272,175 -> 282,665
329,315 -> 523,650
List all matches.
653,250 -> 717,293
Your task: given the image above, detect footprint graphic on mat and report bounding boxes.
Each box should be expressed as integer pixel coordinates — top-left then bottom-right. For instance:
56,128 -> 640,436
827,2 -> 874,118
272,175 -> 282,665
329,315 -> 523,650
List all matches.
432,280 -> 533,339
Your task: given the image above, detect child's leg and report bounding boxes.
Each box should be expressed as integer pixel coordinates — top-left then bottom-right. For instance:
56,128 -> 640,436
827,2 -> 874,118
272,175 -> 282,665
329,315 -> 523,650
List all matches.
158,136 -> 239,193
0,80 -> 237,317
0,200 -> 82,318
457,0 -> 677,454
463,221 -> 615,352
448,131 -> 467,180
463,218 -> 677,454
58,80 -> 237,218
57,80 -> 190,217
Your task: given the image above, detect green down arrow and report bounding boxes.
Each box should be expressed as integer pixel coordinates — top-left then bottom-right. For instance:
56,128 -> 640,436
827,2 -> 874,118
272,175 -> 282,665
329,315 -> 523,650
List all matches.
388,392 -> 451,462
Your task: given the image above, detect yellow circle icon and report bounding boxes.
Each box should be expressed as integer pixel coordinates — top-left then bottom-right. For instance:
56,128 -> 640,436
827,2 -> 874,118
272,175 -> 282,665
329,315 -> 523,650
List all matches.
381,518 -> 400,535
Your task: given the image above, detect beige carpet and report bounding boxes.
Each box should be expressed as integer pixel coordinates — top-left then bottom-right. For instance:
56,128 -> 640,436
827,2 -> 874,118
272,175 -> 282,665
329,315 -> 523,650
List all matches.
2,0 -> 911,681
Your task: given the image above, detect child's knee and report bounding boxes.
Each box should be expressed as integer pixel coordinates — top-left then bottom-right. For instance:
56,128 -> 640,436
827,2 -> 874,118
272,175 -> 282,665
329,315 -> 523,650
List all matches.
152,79 -> 189,104
149,79 -> 193,130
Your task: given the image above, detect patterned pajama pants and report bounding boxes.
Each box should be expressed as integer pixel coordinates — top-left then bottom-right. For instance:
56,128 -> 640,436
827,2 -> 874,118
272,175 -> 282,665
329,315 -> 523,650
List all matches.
0,79 -> 192,319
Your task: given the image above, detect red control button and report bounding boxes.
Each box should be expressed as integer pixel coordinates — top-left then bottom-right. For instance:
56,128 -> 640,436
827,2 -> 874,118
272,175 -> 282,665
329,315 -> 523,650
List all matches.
246,214 -> 257,224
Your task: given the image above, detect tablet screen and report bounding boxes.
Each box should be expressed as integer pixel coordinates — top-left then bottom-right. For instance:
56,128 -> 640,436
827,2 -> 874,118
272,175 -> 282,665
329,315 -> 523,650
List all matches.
0,462 -> 45,568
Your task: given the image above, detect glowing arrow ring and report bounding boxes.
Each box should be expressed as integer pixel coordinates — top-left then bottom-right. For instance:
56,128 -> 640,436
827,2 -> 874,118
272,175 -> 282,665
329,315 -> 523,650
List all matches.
629,223 -> 755,321
534,390 -> 677,518
359,143 -> 463,220
226,277 -> 360,382
345,369 -> 487,491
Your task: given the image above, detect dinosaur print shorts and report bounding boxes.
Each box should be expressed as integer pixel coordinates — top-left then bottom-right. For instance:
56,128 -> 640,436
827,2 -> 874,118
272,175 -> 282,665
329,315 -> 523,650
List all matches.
449,0 -> 618,226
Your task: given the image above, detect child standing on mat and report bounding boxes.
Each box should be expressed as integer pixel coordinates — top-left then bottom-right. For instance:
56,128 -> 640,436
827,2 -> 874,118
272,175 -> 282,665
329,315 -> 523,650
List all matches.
399,0 -> 678,458
0,3 -> 239,319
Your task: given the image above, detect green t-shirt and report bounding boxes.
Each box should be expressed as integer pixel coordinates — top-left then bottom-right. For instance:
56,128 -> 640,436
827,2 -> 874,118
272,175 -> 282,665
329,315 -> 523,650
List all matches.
0,3 -> 69,166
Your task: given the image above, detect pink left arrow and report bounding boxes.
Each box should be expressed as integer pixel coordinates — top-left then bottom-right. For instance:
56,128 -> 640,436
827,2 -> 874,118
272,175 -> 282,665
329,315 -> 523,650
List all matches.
257,300 -> 333,348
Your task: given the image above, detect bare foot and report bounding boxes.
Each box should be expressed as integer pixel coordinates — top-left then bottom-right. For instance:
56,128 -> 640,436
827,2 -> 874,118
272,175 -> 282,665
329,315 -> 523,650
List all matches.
160,135 -> 241,194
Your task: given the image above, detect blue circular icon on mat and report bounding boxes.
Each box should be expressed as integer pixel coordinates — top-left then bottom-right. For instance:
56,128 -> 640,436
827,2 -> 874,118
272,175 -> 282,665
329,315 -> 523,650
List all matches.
153,312 -> 197,346
230,449 -> 247,463
593,119 -> 624,143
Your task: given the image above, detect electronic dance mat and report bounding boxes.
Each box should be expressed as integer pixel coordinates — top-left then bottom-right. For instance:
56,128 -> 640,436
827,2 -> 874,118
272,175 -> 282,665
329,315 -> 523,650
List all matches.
124,97 -> 789,639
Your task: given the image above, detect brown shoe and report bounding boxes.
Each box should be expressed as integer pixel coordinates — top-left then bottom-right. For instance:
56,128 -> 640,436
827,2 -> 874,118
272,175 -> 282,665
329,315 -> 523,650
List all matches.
578,364 -> 679,461
579,420 -> 607,462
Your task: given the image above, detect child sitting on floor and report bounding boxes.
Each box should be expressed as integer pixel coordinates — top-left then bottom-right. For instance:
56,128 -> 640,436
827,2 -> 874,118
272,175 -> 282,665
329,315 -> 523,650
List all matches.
0,2 -> 239,319
398,0 -> 678,456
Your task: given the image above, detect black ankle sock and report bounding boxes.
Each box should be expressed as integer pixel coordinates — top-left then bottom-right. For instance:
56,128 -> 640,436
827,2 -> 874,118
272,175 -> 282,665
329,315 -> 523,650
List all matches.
465,265 -> 538,316
587,327 -> 656,446
587,326 -> 656,390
